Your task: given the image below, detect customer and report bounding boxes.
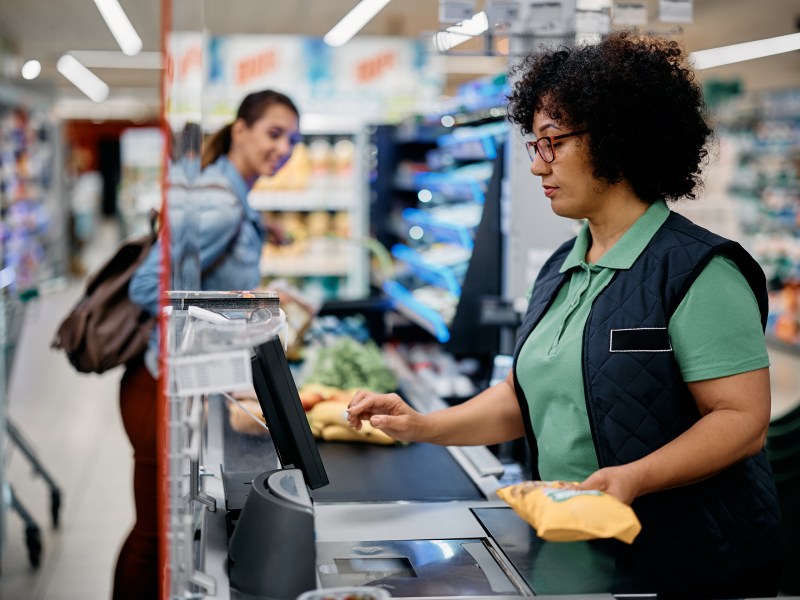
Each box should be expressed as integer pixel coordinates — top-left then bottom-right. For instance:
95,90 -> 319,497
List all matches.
112,90 -> 300,600
347,33 -> 784,598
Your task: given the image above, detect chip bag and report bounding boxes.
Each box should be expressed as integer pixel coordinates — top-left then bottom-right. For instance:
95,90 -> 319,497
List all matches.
496,480 -> 641,544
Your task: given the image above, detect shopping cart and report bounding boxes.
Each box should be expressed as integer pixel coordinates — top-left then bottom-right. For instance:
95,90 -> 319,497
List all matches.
1,276 -> 62,570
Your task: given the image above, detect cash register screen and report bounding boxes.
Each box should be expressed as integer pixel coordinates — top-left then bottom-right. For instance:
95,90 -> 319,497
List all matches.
251,336 -> 329,490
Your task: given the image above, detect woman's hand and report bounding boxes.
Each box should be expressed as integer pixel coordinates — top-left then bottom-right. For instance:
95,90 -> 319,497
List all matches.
577,465 -> 644,505
346,391 -> 427,443
266,220 -> 290,245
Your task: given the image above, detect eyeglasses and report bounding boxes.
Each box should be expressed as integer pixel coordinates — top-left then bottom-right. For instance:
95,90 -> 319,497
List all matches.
525,129 -> 588,163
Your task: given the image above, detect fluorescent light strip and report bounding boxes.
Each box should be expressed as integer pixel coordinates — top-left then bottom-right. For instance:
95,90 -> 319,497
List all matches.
93,0 -> 143,56
690,32 -> 800,70
68,50 -> 161,69
57,55 -> 110,102
323,0 -> 392,47
432,11 -> 489,52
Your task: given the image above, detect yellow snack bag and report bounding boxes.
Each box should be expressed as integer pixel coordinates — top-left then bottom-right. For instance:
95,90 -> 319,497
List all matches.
496,480 -> 641,544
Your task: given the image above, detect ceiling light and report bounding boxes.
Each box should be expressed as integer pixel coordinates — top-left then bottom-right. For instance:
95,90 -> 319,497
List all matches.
57,55 -> 110,102
67,50 -> 161,69
93,0 -> 143,56
324,0 -> 392,47
448,11 -> 489,36
432,11 -> 489,52
21,60 -> 42,80
690,33 -> 800,70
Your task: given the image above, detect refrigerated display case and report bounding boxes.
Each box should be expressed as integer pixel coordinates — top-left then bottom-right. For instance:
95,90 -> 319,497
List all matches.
371,109 -> 507,347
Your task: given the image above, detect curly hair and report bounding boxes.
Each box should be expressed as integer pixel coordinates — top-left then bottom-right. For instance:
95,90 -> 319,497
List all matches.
507,31 -> 712,203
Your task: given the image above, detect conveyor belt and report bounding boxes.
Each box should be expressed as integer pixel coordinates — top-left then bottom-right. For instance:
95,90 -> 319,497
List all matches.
221,414 -> 482,506
313,441 -> 482,502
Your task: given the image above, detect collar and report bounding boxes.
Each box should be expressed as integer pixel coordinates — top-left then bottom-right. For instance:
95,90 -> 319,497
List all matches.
560,199 -> 671,272
216,155 -> 253,204
215,155 -> 262,229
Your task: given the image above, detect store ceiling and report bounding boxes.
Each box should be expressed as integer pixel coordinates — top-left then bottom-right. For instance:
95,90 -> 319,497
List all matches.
1,0 -> 798,117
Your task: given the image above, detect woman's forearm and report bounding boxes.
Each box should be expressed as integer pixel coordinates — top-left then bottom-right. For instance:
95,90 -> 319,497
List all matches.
422,375 -> 525,446
627,406 -> 767,498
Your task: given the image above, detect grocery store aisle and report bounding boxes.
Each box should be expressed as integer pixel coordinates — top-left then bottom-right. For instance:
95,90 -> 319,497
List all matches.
1,219 -> 132,600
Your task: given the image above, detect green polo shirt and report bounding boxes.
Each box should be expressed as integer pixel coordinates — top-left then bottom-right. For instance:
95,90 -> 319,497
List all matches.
517,200 -> 769,481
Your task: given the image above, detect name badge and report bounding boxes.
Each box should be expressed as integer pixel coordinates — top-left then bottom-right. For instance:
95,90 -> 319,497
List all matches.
609,328 -> 672,353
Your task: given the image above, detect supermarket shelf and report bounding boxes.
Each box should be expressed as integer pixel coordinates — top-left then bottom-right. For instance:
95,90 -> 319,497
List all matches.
402,208 -> 475,248
435,123 -> 507,161
391,244 -> 462,296
435,137 -> 497,161
260,253 -> 351,277
248,188 -> 356,212
394,122 -> 442,145
420,106 -> 508,128
382,280 -> 451,343
413,171 -> 487,203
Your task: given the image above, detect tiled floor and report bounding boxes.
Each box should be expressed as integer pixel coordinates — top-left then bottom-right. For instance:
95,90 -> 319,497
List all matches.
0,218 -> 799,599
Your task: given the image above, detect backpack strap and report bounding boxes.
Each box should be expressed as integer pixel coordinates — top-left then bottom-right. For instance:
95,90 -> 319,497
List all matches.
201,211 -> 246,278
164,181 -> 248,278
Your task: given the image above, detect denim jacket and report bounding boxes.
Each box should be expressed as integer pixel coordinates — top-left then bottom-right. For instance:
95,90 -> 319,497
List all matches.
129,155 -> 264,375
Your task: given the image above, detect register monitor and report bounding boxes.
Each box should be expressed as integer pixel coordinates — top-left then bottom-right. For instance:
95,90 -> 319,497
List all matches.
228,336 -> 325,598
250,335 -> 329,490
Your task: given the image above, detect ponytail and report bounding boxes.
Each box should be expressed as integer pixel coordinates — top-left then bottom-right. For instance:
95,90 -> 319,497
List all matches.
201,123 -> 233,169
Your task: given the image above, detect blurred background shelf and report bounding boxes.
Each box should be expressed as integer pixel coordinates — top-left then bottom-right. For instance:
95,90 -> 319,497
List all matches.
248,188 -> 357,212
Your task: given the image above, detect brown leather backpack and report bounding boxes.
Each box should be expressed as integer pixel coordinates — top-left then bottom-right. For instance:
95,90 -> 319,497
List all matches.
52,229 -> 157,374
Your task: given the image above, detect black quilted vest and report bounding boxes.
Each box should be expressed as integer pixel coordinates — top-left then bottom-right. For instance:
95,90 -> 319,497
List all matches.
512,211 -> 785,593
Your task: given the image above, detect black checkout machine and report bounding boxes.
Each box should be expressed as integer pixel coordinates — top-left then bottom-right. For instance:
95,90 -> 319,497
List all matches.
220,336 -> 655,600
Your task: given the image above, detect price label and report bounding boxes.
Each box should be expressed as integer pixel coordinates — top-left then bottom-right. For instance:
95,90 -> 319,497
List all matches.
576,10 -> 611,34
439,0 -> 477,24
614,2 -> 648,26
659,0 -> 693,23
172,349 -> 253,396
485,1 -> 519,24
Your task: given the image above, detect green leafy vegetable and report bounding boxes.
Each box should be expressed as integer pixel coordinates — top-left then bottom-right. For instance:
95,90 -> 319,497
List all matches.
305,337 -> 397,393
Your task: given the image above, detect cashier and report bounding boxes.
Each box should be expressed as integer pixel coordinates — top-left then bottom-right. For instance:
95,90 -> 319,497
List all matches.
347,32 -> 785,599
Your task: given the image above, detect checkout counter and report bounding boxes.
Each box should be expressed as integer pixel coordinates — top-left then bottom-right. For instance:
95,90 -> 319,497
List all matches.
166,295 -> 653,600
192,354 -> 654,600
